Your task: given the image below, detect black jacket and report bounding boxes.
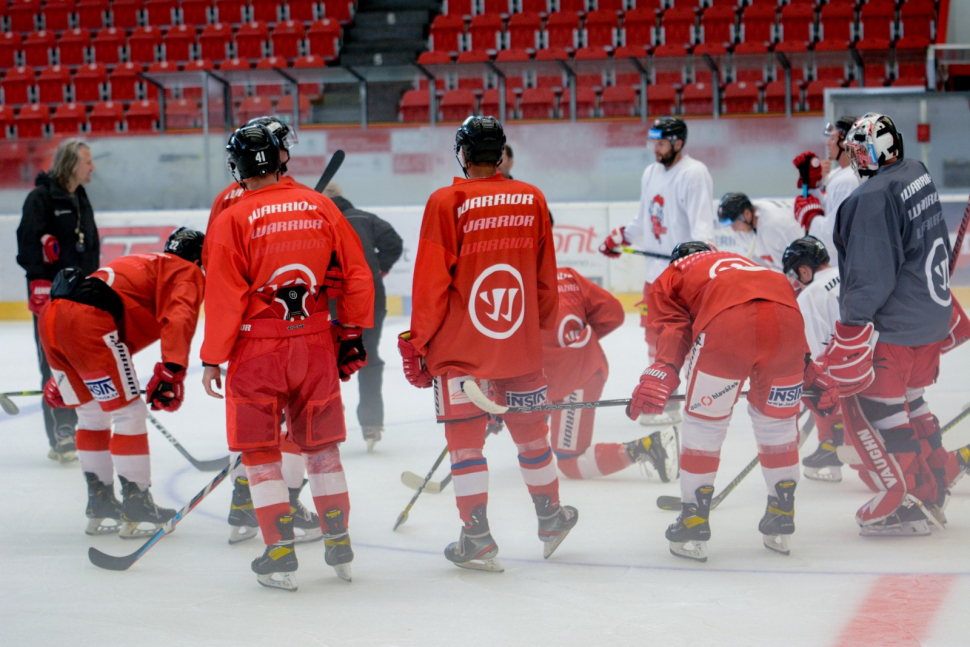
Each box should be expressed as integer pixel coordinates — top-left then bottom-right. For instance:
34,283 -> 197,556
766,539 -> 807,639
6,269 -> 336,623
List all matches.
17,171 -> 100,284
330,196 -> 403,312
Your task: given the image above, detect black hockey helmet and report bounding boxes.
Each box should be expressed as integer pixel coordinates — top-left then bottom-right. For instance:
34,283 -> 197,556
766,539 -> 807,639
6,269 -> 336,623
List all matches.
717,192 -> 754,225
455,116 -> 507,167
164,227 -> 205,266
245,115 -> 297,174
670,241 -> 711,263
226,124 -> 281,182
782,235 -> 830,276
648,116 -> 688,145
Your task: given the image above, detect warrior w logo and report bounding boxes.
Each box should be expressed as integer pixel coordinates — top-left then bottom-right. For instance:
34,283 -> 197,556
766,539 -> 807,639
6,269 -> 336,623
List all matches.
479,287 -> 520,322
470,264 -> 526,340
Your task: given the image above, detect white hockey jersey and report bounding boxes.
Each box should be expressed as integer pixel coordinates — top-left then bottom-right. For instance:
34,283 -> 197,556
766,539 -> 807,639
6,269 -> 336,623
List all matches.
751,199 -> 806,273
796,266 -> 841,357
809,164 -> 861,267
624,153 -> 716,283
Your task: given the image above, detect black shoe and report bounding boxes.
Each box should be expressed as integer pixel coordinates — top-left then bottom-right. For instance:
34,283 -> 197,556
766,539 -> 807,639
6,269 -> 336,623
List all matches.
666,485 -> 714,562
759,480 -> 796,555
289,480 -> 323,544
321,508 -> 353,581
48,426 -> 78,463
362,426 -> 383,452
444,504 -> 503,572
119,476 -> 176,539
228,476 -> 258,544
625,430 -> 676,482
802,440 -> 843,482
533,494 -> 579,559
84,472 -> 122,535
252,515 -> 299,591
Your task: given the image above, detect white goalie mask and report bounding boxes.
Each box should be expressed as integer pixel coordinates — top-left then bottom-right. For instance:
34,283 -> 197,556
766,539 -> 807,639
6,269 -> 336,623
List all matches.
844,113 -> 904,176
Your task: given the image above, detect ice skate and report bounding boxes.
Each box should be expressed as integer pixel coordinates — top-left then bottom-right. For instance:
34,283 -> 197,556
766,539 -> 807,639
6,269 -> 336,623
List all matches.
119,476 -> 176,539
626,429 -> 678,482
666,485 -> 713,563
950,444 -> 970,489
802,441 -> 843,482
84,472 -> 122,535
859,496 -> 932,537
47,426 -> 78,463
759,480 -> 796,556
321,508 -> 354,581
252,514 -> 298,591
638,400 -> 682,428
444,505 -> 503,572
289,480 -> 323,544
533,495 -> 579,559
362,426 -> 382,452
227,476 -> 258,544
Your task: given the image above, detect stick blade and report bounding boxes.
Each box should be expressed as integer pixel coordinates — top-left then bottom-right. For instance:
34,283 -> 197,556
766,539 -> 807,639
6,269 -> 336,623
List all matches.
461,380 -> 508,415
88,546 -> 138,571
0,395 -> 20,415
190,455 -> 232,472
314,149 -> 345,193
401,471 -> 442,494
656,495 -> 682,511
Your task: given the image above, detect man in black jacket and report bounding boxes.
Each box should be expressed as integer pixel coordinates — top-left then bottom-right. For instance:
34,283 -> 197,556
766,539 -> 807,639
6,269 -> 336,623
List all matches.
324,184 -> 403,451
16,138 -> 100,462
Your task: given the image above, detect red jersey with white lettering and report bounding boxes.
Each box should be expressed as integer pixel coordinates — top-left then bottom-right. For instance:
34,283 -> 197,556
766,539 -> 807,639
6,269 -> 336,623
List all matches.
541,268 -> 625,402
90,252 -> 204,367
648,250 -> 801,371
201,182 -> 373,365
410,173 -> 558,379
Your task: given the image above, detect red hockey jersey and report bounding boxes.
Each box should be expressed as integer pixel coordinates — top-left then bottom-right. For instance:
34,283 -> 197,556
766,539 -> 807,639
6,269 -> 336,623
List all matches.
541,268 -> 625,402
648,250 -> 802,370
410,173 -> 558,379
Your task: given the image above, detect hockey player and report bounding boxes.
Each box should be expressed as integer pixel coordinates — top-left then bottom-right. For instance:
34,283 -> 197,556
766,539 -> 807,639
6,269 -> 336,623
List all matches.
398,116 -> 577,572
829,113 -> 953,535
717,193 -> 805,273
201,124 -> 374,591
38,228 -> 205,538
544,267 -> 676,481
627,242 -> 838,561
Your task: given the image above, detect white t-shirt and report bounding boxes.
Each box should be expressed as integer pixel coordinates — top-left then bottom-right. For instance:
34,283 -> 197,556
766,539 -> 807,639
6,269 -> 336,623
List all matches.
751,199 -> 806,273
625,153 -> 716,283
810,164 -> 861,267
796,266 -> 841,358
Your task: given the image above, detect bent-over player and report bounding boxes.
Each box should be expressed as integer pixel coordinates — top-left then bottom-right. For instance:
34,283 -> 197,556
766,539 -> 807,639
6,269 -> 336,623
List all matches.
717,193 -> 805,273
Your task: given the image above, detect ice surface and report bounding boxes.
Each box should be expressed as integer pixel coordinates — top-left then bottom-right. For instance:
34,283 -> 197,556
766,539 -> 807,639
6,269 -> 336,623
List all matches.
1,316 -> 968,646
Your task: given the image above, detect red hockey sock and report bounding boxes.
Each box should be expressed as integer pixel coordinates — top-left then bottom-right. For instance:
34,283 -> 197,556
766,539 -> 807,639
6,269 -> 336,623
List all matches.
517,441 -> 559,504
557,443 -> 632,479
304,445 -> 350,532
243,450 -> 289,545
110,432 -> 150,486
76,428 -> 112,484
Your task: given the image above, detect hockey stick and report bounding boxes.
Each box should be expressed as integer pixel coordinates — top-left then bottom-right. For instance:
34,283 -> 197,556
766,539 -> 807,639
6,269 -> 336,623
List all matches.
393,445 -> 448,531
401,470 -> 451,494
949,194 -> 970,277
89,454 -> 242,571
656,410 -> 816,512
314,149 -> 345,193
621,247 -> 672,261
0,389 -> 148,416
146,413 -> 230,472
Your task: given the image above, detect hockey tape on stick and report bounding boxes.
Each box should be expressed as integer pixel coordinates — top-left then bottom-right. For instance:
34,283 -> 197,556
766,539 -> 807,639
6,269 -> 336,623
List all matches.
950,194 -> 970,278
393,445 -> 449,531
147,413 -> 230,472
401,470 -> 451,494
314,149 -> 345,194
621,247 -> 672,261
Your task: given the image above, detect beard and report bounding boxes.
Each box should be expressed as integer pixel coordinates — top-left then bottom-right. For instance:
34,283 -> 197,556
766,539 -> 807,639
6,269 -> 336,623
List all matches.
656,148 -> 677,168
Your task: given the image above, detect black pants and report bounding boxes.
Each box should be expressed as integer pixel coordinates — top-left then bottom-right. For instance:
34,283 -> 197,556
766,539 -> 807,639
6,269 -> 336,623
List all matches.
32,314 -> 77,447
356,308 -> 386,429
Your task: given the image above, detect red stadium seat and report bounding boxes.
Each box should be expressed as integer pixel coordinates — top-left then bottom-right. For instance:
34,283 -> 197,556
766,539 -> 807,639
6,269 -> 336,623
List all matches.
73,62 -> 107,102
215,0 -> 247,24
442,0 -> 472,18
165,98 -> 200,129
854,38 -> 891,87
77,0 -> 109,29
534,46 -> 569,90
778,2 -> 814,47
145,0 -> 178,25
107,62 -> 143,101
127,99 -> 160,132
1,33 -> 24,70
600,84 -> 637,117
520,0 -> 550,18
2,67 -> 36,105
439,88 -> 477,121
291,54 -> 326,98
895,38 -> 930,86
429,14 -> 464,55
858,0 -> 894,42
596,0 -> 623,14
307,18 -> 340,60
558,0 -> 586,17
236,22 -> 270,60
89,99 -> 124,133
163,24 -> 197,63
0,105 -> 15,138
415,50 -> 452,91
51,101 -> 87,135
271,20 -> 305,60
399,89 -> 430,122
275,93 -> 310,123
480,0 -> 510,18
519,87 -> 556,119
544,12 -> 580,51
659,7 -> 695,47
494,48 -> 530,91
813,40 -> 851,83
480,88 -> 516,118
111,0 -> 144,30
667,0 -> 702,8
322,0 -> 354,24
9,0 -> 42,33
559,86 -> 597,118
24,30 -> 56,68
38,65 -> 71,103
129,26 -> 162,64
629,0 -> 661,9
732,41 -> 770,84
692,42 -> 725,84
646,82 -> 676,115
217,56 -> 252,98
817,1 -> 854,47
739,3 -> 775,46
92,27 -> 125,64
573,46 -> 609,88
722,80 -> 759,113
467,14 -> 503,53
763,79 -> 790,113
613,44 -> 648,87
681,81 -> 713,115
254,56 -> 286,94
455,50 -> 489,90
57,29 -> 92,67
181,59 -> 215,99
237,95 -> 273,124
898,0 -> 935,43
507,12 -> 542,52
146,60 -> 178,98
583,10 -> 618,49
621,8 -> 655,49
200,23 -> 233,61
15,103 -> 51,139
286,0 -> 319,22
252,1 -> 284,23
699,5 -> 736,47
42,0 -> 76,32
180,0 -> 212,25
652,43 -> 688,85
805,78 -> 842,111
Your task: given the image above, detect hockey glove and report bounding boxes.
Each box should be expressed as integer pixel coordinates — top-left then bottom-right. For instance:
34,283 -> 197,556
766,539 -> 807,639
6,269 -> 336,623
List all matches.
397,331 -> 433,389
793,151 -> 824,190
324,251 -> 343,300
43,377 -> 74,409
823,321 -> 878,397
942,297 -> 970,355
627,362 -> 680,420
598,227 -> 629,259
336,326 -> 368,382
41,234 -> 60,264
146,362 -> 186,412
794,195 -> 824,231
802,360 -> 840,417
27,279 -> 52,316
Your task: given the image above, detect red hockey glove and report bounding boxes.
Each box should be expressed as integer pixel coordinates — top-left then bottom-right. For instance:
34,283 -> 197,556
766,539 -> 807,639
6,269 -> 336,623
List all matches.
627,362 -> 680,420
397,331 -> 433,388
43,377 -> 70,409
336,326 -> 367,382
323,251 -> 343,300
802,360 -> 840,417
41,234 -> 60,264
793,151 -> 824,190
823,321 -> 878,397
598,227 -> 629,259
146,362 -> 186,412
942,297 -> 970,355
27,279 -> 52,316
794,195 -> 824,231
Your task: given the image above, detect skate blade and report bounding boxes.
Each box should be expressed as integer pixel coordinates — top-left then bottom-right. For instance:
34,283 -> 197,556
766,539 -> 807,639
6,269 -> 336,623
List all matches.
803,465 -> 842,482
763,534 -> 791,556
119,521 -> 165,540
669,540 -> 708,563
85,517 -> 121,536
453,557 -> 504,573
859,521 -> 932,537
49,448 -> 78,463
256,572 -> 298,591
332,563 -> 353,582
541,529 -> 573,559
228,525 -> 258,544
294,526 -> 324,543
366,439 -> 377,453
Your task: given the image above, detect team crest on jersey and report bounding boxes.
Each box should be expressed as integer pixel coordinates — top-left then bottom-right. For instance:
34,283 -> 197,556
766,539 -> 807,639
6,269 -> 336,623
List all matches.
708,256 -> 767,279
649,195 -> 666,241
507,387 -> 547,408
925,237 -> 951,307
767,382 -> 803,408
84,376 -> 119,402
469,264 -> 525,340
558,314 -> 592,348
